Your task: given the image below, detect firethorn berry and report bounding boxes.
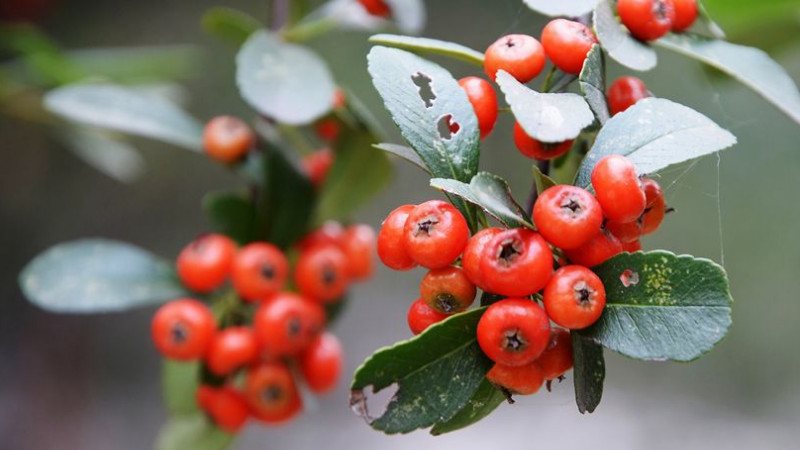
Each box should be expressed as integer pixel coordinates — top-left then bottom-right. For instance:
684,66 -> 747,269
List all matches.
533,185 -> 603,250
641,177 -> 666,235
231,242 -> 288,302
341,224 -> 376,281
294,243 -> 350,303
301,148 -> 334,189
176,234 -> 237,293
458,76 -> 498,139
403,200 -> 470,269
536,327 -> 574,380
608,76 -> 649,116
543,265 -> 607,330
315,119 -> 340,142
205,327 -> 259,376
622,240 -> 642,252
203,116 -> 255,164
671,0 -> 698,32
479,228 -> 553,297
513,123 -> 573,160
605,219 -> 643,244
564,228 -> 623,267
477,298 -> 551,366
486,362 -> 545,395
253,292 -> 325,357
244,362 -> 302,424
377,205 -> 418,271
540,19 -> 598,75
299,221 -> 345,252
484,34 -> 546,83
299,332 -> 343,394
358,0 -> 390,17
591,154 -> 646,223
151,298 -> 215,360
420,266 -> 476,314
208,387 -> 250,433
407,298 -> 449,335
617,0 -> 676,42
196,384 -> 217,412
461,227 -> 503,290
332,88 -> 346,109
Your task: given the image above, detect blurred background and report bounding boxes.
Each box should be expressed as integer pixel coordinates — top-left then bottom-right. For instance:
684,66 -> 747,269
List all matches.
2,0 -> 800,449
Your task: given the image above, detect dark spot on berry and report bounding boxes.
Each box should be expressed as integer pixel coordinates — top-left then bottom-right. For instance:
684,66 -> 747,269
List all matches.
287,317 -> 301,337
260,263 -> 275,280
497,238 -> 522,265
170,321 -> 189,344
653,0 -> 671,20
260,385 -> 283,403
435,293 -> 460,313
414,216 -> 439,237
322,265 -> 337,285
504,37 -> 516,48
502,329 -> 528,352
573,280 -> 595,305
561,197 -> 582,214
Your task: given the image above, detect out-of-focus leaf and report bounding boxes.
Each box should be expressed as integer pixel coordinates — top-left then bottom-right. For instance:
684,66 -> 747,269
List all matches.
59,127 -> 145,183
202,7 -> 262,45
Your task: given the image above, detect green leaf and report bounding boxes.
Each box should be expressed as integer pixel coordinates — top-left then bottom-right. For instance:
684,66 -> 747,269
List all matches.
202,190 -> 257,245
579,45 -> 610,125
236,30 -> 335,125
44,83 -> 203,151
496,70 -> 594,143
373,143 -> 428,173
368,34 -> 484,66
532,164 -> 558,195
593,0 -> 657,71
163,361 -> 201,416
571,332 -> 605,414
522,0 -> 597,17
384,0 -> 426,34
431,173 -> 533,229
59,126 -> 145,183
429,378 -> 505,435
66,45 -> 199,83
202,7 -> 262,45
574,98 -> 737,187
350,308 -> 491,434
19,239 -> 186,313
155,415 -> 234,450
582,251 -> 733,361
656,34 -> 800,125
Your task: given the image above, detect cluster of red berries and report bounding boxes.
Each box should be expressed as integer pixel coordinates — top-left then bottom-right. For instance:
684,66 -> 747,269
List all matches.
377,153 -> 667,395
150,222 -> 375,432
618,0 -> 698,42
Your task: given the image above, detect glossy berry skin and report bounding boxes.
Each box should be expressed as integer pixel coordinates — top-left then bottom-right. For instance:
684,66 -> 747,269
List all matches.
458,76 -> 498,139
540,19 -> 598,75
608,76 -> 649,116
420,266 -> 476,314
487,362 -> 545,395
196,384 -> 217,412
244,362 -> 302,424
203,116 -> 254,164
205,327 -> 259,376
176,234 -> 237,293
461,227 -> 503,290
543,265 -> 607,330
513,123 -> 573,160
537,327 -> 574,380
208,387 -> 250,433
408,298 -> 450,335
605,219 -> 643,244
591,154 -> 646,223
533,185 -> 603,250
484,34 -> 546,83
671,0 -> 698,32
341,224 -> 376,281
641,177 -> 666,235
358,0 -> 390,17
564,229 -> 623,267
299,332 -> 343,394
403,200 -> 469,269
294,244 -> 350,303
622,240 -> 643,252
477,298 -> 551,366
479,228 -> 553,297
151,299 -> 215,360
232,242 -> 288,302
302,148 -> 334,189
377,205 -> 417,271
617,0 -> 676,42
253,292 -> 325,357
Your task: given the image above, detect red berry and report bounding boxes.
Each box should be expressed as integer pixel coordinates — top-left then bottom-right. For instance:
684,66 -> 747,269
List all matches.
299,332 -> 343,394
315,119 -> 340,142
332,88 -> 346,109
622,240 -> 643,252
403,200 -> 469,269
377,205 -> 417,271
231,242 -> 288,302
564,229 -> 623,267
591,154 -> 646,223
641,177 -> 666,235
486,362 -> 545,395
513,123 -> 573,160
533,185 -> 603,250
209,387 -> 250,433
605,219 -> 643,243
358,0 -> 390,17
196,384 -> 217,412
299,221 -> 345,252
671,0 -> 697,32
484,34 -> 546,83
477,298 -> 551,366
461,227 -> 503,290
617,0 -> 676,42
540,19 -> 598,75
151,299 -> 215,360
543,265 -> 607,329
608,76 -> 649,116
407,298 -> 449,335
176,234 -> 237,293
205,327 -> 259,376
536,327 -> 574,380
203,116 -> 254,164
253,292 -> 324,357
479,228 -> 553,297
244,362 -> 302,424
420,266 -> 476,314
294,244 -> 350,303
458,76 -> 498,139
341,224 -> 376,281
301,148 -> 334,189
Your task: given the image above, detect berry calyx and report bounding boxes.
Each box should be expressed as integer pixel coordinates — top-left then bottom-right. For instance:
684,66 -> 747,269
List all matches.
244,362 -> 302,424
617,0 -> 677,42
458,76 -> 498,139
231,242 -> 289,302
641,177 -> 666,235
484,34 -> 546,83
540,19 -> 598,75
671,0 -> 698,32
461,227 -> 503,290
407,298 -> 449,335
543,265 -> 607,330
420,266 -> 476,314
203,116 -> 254,164
591,154 -> 646,223
205,326 -> 259,376
377,205 -> 418,271
479,228 -> 553,297
477,298 -> 551,366
253,292 -> 325,357
151,298 -> 215,360
513,123 -> 573,160
176,234 -> 237,293
299,332 -> 343,394
563,228 -> 623,267
403,200 -> 469,269
608,76 -> 649,116
536,327 -> 574,380
294,243 -> 350,303
487,362 -> 545,395
301,148 -> 334,189
341,224 -> 376,281
533,185 -> 603,250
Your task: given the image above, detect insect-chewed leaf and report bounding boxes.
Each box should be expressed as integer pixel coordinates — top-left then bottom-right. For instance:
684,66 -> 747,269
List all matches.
369,34 -> 484,66
593,0 -> 657,71
202,7 -> 261,45
572,332 -> 605,414
522,0 -> 597,17
574,98 -> 737,187
429,377 -> 505,435
431,173 -> 532,229
155,415 -> 234,450
579,45 -> 610,124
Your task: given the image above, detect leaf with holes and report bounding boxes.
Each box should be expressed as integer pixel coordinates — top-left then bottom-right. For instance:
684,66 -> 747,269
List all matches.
374,143 -> 428,173
496,71 -> 594,143
369,34 -> 484,66
202,7 -> 261,45
522,0 -> 597,17
350,308 -> 491,434
431,173 -> 532,229
593,0 -> 657,71
574,98 -> 737,187
579,45 -> 610,124
202,190 -> 257,245
580,251 -> 733,361
155,415 -> 234,450
429,378 -> 505,435
572,332 -> 605,414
